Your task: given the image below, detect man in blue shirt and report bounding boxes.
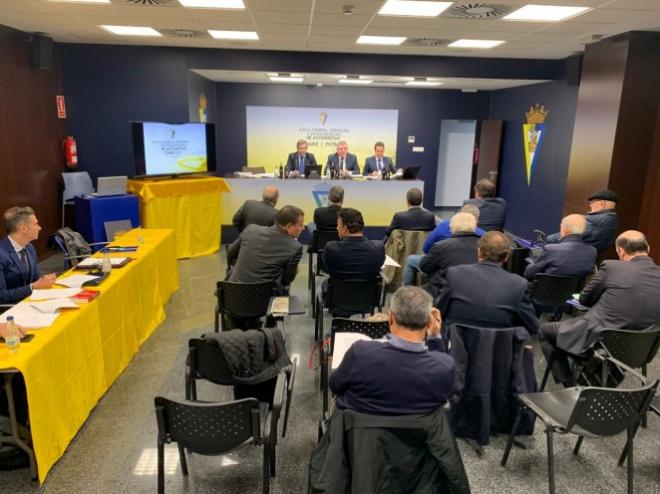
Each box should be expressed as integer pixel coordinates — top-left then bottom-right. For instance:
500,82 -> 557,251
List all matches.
330,286 -> 454,415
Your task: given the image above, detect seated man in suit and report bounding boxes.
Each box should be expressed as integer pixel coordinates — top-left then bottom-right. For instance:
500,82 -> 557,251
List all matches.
330,286 -> 454,415
322,207 -> 384,281
463,178 -> 507,231
384,188 -> 436,241
419,212 -> 480,297
0,207 -> 56,304
403,204 -> 485,286
231,186 -> 279,233
539,230 -> 660,386
285,138 -> 317,178
307,185 -> 344,239
324,140 -> 359,177
545,189 -> 618,254
227,205 -> 304,293
436,231 -> 539,335
363,141 -> 397,177
525,214 -> 597,281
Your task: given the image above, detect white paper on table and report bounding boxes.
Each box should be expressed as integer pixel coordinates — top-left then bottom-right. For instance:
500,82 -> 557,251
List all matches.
0,303 -> 60,329
55,274 -> 100,288
29,298 -> 80,314
30,288 -> 81,300
331,333 -> 374,370
254,172 -> 275,178
76,257 -> 128,268
382,255 -> 401,268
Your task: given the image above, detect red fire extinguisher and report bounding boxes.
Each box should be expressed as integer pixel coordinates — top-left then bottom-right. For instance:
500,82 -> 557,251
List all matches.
63,136 -> 78,169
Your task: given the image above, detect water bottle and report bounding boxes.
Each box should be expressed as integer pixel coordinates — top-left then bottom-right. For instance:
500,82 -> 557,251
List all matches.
5,316 -> 20,353
326,165 -> 331,180
102,249 -> 112,274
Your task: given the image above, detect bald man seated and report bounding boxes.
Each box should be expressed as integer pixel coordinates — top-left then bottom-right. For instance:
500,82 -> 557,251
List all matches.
539,230 -> 660,386
232,186 -> 279,233
524,214 -> 597,281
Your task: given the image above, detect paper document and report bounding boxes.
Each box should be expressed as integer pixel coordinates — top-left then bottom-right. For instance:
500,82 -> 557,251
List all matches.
332,333 -> 376,370
29,299 -> 80,314
55,274 -> 100,288
382,255 -> 401,268
270,297 -> 289,316
30,288 -> 81,300
76,257 -> 128,268
0,303 -> 60,329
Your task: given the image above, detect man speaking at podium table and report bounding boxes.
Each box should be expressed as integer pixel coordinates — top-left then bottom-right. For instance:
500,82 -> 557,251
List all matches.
325,141 -> 359,177
286,139 -> 317,178
363,141 -> 396,176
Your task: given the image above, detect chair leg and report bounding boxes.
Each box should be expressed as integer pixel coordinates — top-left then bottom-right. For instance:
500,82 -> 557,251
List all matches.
626,427 -> 634,494
540,355 -> 554,391
262,444 -> 270,494
214,306 -> 219,333
158,441 -> 165,494
619,421 -> 641,466
572,436 -> 584,455
177,443 -> 188,476
501,406 -> 524,466
314,299 -> 320,342
270,441 -> 276,477
546,428 -> 556,494
321,356 -> 328,414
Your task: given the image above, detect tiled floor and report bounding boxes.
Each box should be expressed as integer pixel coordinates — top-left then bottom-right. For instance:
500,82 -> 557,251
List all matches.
2,250 -> 660,493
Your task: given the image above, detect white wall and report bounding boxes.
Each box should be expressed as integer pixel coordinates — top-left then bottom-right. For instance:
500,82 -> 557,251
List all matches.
435,120 -> 477,207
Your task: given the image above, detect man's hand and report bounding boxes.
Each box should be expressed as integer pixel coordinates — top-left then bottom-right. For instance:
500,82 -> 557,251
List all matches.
426,308 -> 442,337
32,273 -> 57,290
0,322 -> 26,339
289,170 -> 300,178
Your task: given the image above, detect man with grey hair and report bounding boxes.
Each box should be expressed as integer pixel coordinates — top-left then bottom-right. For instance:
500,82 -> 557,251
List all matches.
525,213 -> 597,281
232,185 -> 279,233
0,207 -> 56,304
286,139 -> 317,177
325,140 -> 359,177
329,286 -> 454,415
419,212 -> 481,297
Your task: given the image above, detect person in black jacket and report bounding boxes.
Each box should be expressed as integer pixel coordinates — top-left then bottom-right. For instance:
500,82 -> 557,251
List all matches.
307,185 -> 344,239
231,186 -> 278,233
463,178 -> 507,232
384,188 -> 436,240
419,212 -> 480,298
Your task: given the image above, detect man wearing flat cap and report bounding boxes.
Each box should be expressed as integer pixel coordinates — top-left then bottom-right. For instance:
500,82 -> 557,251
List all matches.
545,189 -> 618,254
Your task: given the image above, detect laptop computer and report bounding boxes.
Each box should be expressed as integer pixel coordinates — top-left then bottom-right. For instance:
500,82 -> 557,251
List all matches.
402,166 -> 421,180
94,176 -> 127,197
304,165 -> 322,179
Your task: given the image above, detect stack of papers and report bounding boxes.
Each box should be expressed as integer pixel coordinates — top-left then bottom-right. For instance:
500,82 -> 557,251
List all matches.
31,288 -> 80,300
29,299 -> 79,314
0,303 -> 61,329
76,257 -> 128,269
382,255 -> 401,268
270,297 -> 289,317
332,333 -> 383,370
55,274 -> 101,288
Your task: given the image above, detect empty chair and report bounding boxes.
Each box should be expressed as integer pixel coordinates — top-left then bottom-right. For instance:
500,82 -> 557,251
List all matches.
214,280 -> 276,332
61,171 -> 94,228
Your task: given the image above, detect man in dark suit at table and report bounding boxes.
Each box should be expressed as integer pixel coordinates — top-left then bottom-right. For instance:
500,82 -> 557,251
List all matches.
384,188 -> 436,240
324,141 -> 359,177
436,231 -> 539,335
231,186 -> 279,233
539,230 -> 660,386
463,178 -> 507,232
285,139 -> 317,178
0,207 -> 56,304
363,141 -> 396,177
227,205 -> 305,293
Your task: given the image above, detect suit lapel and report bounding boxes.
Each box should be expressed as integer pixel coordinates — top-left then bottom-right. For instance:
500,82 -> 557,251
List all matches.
2,237 -> 29,284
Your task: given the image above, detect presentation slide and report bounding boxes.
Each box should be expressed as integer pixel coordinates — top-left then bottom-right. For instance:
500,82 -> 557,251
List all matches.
142,122 -> 208,175
246,106 -> 399,171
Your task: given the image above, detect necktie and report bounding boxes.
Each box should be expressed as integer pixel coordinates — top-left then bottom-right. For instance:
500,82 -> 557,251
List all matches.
377,159 -> 382,171
19,249 -> 30,279
299,155 -> 305,174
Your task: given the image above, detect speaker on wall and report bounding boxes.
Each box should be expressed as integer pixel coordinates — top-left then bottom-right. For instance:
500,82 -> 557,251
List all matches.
29,34 -> 53,70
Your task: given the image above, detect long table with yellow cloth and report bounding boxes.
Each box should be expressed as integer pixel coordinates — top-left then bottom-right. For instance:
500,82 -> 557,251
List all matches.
0,229 -> 178,483
222,178 -> 425,227
127,177 -> 231,258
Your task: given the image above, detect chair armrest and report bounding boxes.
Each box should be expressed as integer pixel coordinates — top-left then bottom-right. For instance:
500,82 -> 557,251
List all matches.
593,352 -> 651,385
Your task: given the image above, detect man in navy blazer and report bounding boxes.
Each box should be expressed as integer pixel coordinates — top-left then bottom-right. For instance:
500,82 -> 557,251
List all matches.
384,188 -> 436,240
363,141 -> 396,176
285,139 -> 317,177
324,141 -> 359,177
436,231 -> 539,335
525,214 -> 597,281
0,207 -> 56,304
463,178 -> 507,232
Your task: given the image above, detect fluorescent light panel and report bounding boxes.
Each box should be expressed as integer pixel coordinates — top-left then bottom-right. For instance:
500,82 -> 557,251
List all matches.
208,30 -> 259,40
405,80 -> 442,87
338,79 -> 373,85
269,76 -> 304,83
448,39 -> 504,49
503,4 -> 590,22
379,0 -> 452,17
101,25 -> 161,36
178,0 -> 245,7
357,35 -> 406,45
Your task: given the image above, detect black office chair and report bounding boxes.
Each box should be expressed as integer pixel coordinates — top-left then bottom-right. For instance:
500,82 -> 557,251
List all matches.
214,281 -> 276,332
502,356 -> 658,494
314,276 -> 383,342
530,273 -> 582,308
319,318 -> 390,413
155,385 -> 284,494
307,229 -> 340,317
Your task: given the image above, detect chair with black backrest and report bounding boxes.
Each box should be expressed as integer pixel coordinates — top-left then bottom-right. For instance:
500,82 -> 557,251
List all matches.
308,229 -> 340,317
61,171 -> 94,228
501,356 -> 658,494
530,273 -> 582,314
185,337 -> 296,438
214,281 -> 276,332
320,318 -> 390,413
47,229 -> 109,271
155,382 -> 284,494
314,276 -> 383,342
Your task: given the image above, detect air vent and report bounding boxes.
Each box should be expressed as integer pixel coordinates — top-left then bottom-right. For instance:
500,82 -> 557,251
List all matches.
120,0 -> 175,6
404,38 -> 450,47
162,29 -> 207,39
445,3 -> 513,19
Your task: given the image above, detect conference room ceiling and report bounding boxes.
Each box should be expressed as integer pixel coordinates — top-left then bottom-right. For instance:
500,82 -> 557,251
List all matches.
0,0 -> 659,60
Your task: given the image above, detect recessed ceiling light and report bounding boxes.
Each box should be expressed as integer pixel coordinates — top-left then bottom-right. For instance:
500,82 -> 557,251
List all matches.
405,80 -> 443,87
338,78 -> 373,85
379,0 -> 452,17
49,0 -> 110,3
208,30 -> 259,40
357,35 -> 406,45
178,0 -> 245,7
503,4 -> 590,22
101,25 -> 162,37
269,76 -> 304,83
266,72 -> 278,77
448,39 -> 504,49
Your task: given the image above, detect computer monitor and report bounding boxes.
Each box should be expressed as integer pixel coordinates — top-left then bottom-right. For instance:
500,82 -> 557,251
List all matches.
402,166 -> 421,180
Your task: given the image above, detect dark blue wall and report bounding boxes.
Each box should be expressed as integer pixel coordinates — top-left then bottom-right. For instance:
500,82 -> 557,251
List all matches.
490,79 -> 579,238
187,71 -> 216,123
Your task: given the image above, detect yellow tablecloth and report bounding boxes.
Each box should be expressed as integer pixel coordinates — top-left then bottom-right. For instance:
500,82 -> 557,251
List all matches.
0,229 -> 179,483
127,177 -> 231,259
